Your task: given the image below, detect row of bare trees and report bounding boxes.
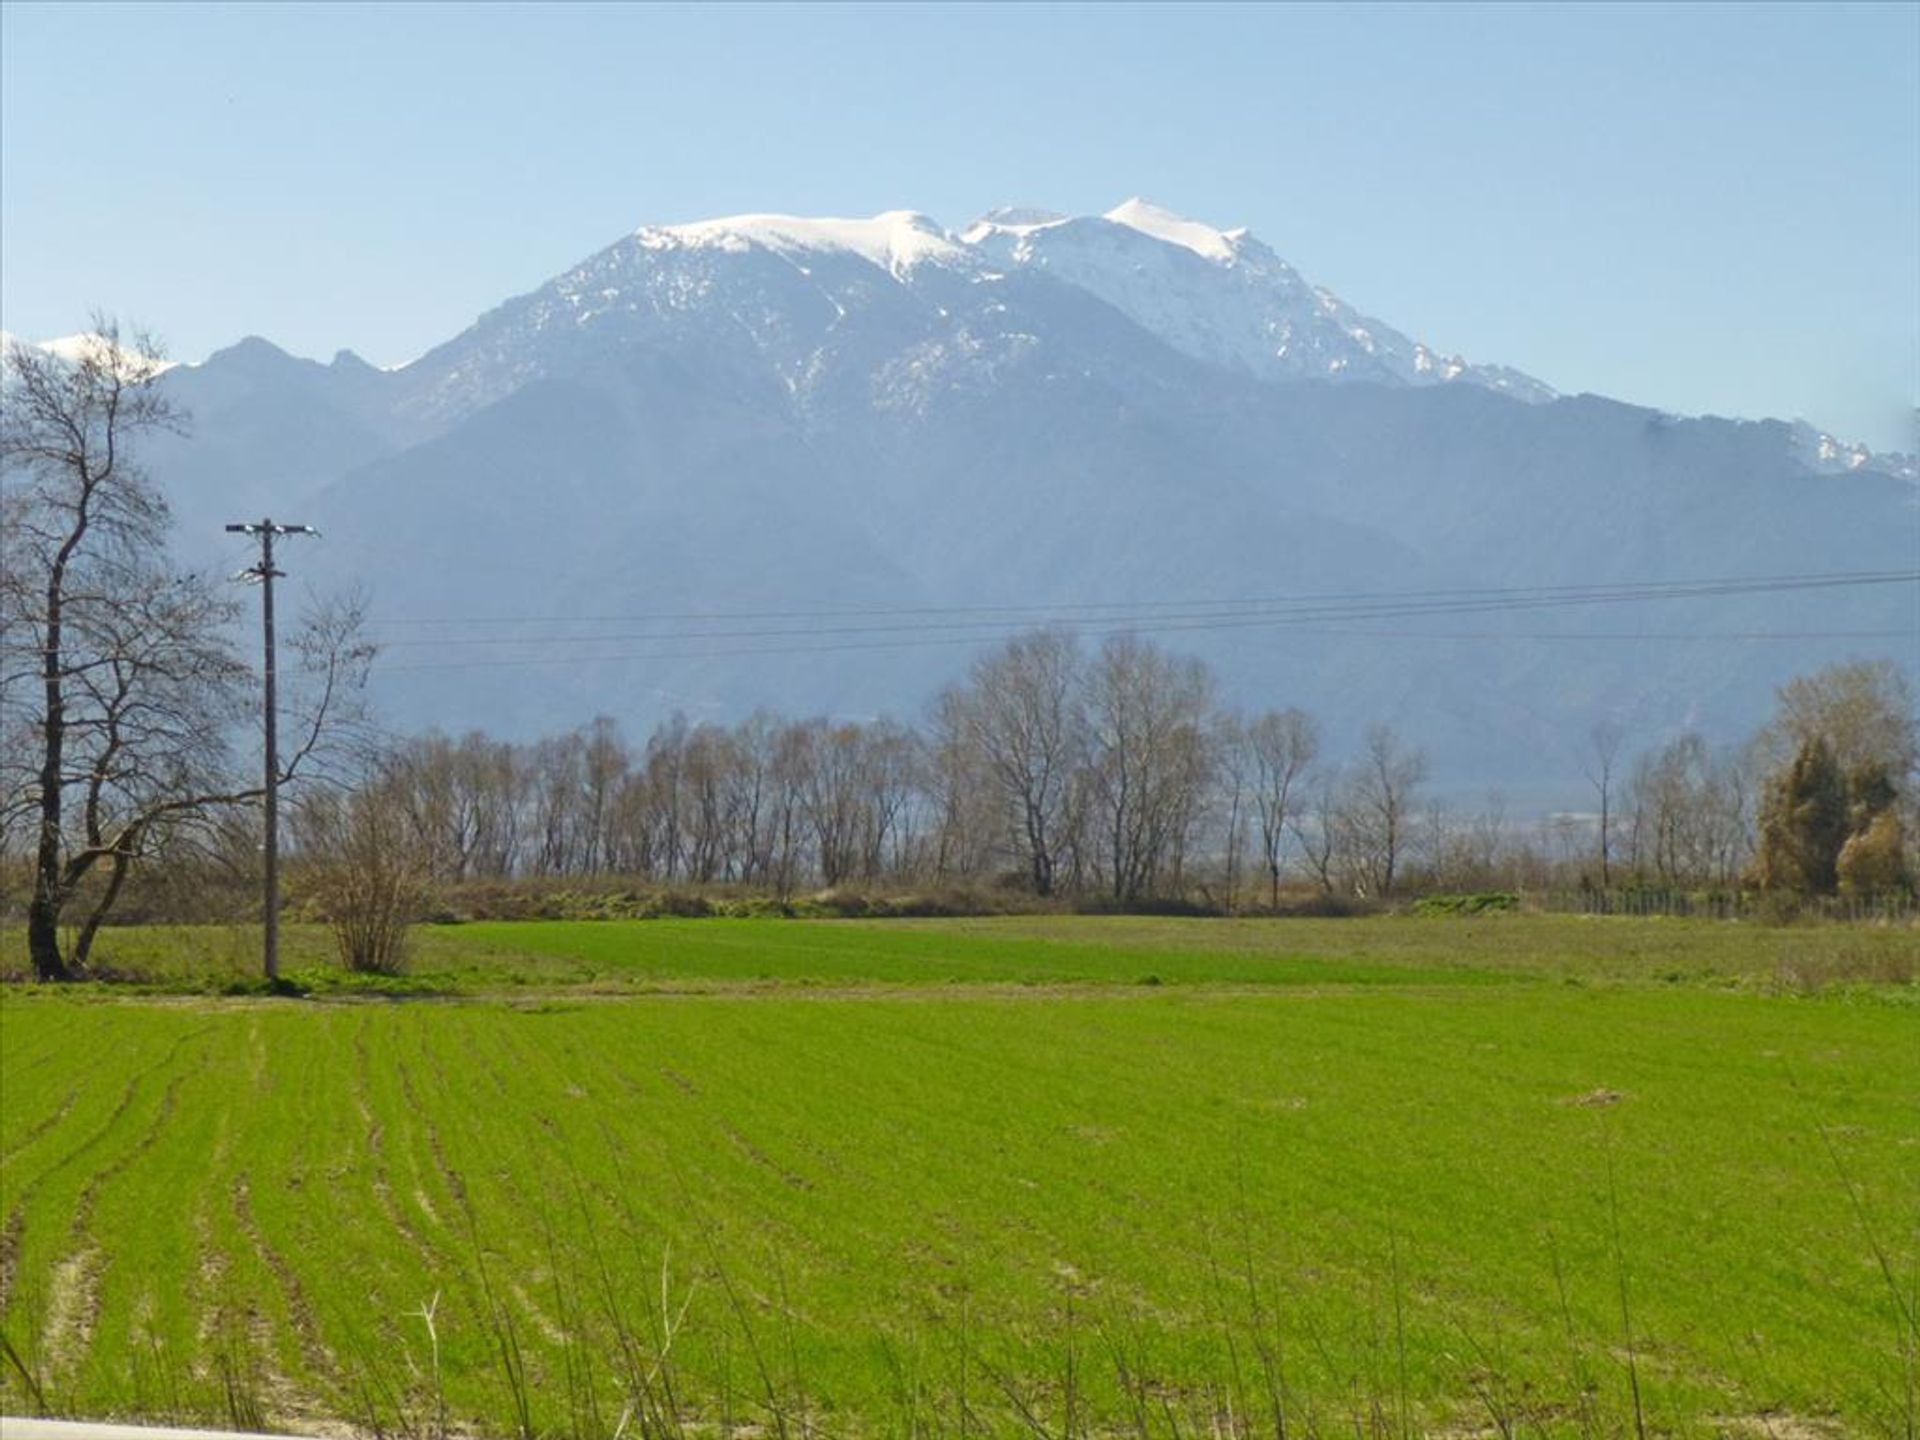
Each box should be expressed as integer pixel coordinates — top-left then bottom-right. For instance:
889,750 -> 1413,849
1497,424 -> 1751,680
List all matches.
303,646 -> 1915,909
308,629 -> 1437,904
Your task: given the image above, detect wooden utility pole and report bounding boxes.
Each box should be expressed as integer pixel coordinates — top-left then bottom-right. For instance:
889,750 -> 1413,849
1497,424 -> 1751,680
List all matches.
227,518 -> 317,982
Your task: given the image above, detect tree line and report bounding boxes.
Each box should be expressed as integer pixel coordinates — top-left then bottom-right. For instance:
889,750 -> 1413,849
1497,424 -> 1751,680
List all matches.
298,640 -> 1916,912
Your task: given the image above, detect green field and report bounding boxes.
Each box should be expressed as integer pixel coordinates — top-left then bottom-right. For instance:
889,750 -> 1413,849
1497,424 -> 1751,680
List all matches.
2,915 -> 1916,1438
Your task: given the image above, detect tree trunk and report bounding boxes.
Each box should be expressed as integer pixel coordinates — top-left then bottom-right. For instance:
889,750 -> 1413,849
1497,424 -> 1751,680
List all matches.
32,543 -> 74,981
26,886 -> 71,982
73,849 -> 134,972
1029,831 -> 1053,897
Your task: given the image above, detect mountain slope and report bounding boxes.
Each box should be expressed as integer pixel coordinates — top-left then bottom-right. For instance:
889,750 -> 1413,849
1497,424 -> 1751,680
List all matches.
100,200 -> 1915,796
964,200 -> 1555,400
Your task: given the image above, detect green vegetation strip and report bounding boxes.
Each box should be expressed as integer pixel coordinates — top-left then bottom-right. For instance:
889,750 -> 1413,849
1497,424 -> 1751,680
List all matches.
17,911 -> 1920,995
1,917 -> 1915,1438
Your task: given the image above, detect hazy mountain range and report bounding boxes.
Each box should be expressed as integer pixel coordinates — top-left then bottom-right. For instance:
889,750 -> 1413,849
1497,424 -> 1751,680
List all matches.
17,199 -> 1916,800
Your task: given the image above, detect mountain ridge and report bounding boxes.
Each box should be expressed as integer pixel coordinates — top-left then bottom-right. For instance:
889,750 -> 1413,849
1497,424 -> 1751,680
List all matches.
10,202 -> 1913,799
21,198 -> 1906,468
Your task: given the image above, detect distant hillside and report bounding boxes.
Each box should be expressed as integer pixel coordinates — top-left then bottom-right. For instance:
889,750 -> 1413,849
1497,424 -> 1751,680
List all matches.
105,200 -> 1916,798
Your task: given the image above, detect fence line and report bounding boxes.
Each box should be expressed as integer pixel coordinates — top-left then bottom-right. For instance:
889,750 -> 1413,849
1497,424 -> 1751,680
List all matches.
1532,887 -> 1915,922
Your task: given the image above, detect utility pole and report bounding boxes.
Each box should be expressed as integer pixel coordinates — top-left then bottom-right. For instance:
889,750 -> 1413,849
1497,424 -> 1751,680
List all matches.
227,518 -> 318,983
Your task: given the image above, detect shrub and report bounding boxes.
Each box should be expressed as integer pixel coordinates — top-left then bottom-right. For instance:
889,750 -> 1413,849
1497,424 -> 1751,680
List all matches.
1412,892 -> 1520,917
1071,894 -> 1224,918
301,788 -> 428,975
637,891 -> 715,919
1752,736 -> 1850,895
1837,812 -> 1911,896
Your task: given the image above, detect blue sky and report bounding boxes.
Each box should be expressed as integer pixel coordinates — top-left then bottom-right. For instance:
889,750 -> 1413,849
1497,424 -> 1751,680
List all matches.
3,1 -> 1915,449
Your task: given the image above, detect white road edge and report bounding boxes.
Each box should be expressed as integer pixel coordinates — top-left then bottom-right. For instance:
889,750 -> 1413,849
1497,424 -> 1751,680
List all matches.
2,1421 -> 302,1440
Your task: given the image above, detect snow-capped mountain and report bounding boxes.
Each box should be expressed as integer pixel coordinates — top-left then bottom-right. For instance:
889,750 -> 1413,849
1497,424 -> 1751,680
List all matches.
35,201 -> 1913,796
384,199 -> 1557,437
963,200 -> 1556,401
0,329 -> 181,379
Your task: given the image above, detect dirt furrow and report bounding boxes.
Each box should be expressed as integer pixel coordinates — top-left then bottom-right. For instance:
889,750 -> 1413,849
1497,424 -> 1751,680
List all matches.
0,1024 -> 210,1314
229,1171 -> 338,1382
0,1081 -> 83,1170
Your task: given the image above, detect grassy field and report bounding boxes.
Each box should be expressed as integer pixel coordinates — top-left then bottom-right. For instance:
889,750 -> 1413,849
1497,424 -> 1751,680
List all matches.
20,910 -> 1919,993
2,914 -> 1915,1438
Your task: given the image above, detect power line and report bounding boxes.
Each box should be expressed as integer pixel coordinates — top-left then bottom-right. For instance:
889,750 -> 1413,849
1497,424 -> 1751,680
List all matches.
357,570 -> 1919,673
18,569 -> 1913,669
356,571 -> 1920,657
363,568 -> 1917,632
374,627 -> 1913,676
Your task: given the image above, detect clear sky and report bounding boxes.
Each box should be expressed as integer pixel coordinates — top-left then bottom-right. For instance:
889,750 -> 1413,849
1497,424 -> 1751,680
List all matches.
3,1 -> 1915,450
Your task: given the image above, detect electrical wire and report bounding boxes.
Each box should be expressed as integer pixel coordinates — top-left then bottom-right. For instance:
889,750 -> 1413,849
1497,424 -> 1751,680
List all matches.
362,569 -> 1919,671
364,568 -> 1917,633
375,632 -> 1912,674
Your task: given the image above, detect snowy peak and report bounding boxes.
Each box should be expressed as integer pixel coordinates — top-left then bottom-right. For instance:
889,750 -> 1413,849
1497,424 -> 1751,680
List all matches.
955,199 -> 1549,398
637,209 -> 969,277
958,207 -> 1069,244
1102,197 -> 1244,262
1789,420 -> 1919,483
1,330 -> 179,379
968,206 -> 1067,233
964,198 -> 1252,265
408,197 -> 1569,429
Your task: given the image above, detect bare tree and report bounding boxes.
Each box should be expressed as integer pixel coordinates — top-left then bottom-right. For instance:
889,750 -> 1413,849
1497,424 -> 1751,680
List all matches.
679,723 -> 741,883
386,730 -> 527,880
3,324 -> 193,977
729,711 -> 781,886
3,331 -> 230,973
1082,634 -> 1215,903
1582,720 -> 1625,887
943,629 -> 1084,895
528,729 -> 587,875
1213,712 -> 1250,909
580,715 -> 630,875
1290,769 -> 1341,896
1243,707 -> 1319,907
767,718 -> 813,898
1420,790 -> 1511,891
1626,732 -> 1750,887
1339,724 -> 1428,898
2,325 -> 375,979
1757,659 -> 1917,784
858,719 -> 924,880
924,687 -> 1001,881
